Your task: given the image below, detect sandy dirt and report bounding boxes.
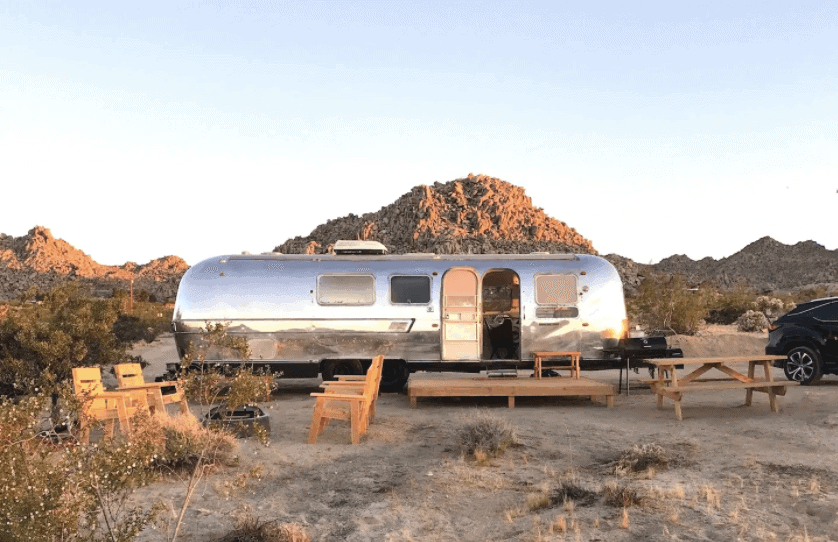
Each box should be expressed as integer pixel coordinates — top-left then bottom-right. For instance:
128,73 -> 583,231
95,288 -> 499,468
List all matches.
130,328 -> 838,542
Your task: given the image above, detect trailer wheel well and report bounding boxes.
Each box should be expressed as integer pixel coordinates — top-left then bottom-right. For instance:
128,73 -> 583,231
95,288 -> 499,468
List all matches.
320,359 -> 364,381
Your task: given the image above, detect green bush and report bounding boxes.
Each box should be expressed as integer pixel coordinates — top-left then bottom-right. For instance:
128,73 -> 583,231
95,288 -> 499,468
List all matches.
0,283 -> 132,397
627,274 -> 709,335
705,285 -> 755,325
129,301 -> 173,341
112,313 -> 156,343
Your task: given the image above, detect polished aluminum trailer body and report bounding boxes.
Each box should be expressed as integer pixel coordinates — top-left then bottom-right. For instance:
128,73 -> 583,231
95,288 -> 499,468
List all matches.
171,252 -> 627,379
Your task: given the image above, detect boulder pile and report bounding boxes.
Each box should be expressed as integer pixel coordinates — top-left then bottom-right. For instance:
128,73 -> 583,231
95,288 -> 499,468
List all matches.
276,174 -> 596,256
0,227 -> 188,302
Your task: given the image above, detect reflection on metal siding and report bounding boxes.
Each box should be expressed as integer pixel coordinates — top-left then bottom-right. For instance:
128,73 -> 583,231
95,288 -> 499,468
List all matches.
535,274 -> 578,305
535,307 -> 579,318
317,274 -> 375,305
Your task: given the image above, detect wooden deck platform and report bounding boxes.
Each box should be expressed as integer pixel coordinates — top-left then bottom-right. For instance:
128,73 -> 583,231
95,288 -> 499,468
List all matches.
407,374 -> 616,408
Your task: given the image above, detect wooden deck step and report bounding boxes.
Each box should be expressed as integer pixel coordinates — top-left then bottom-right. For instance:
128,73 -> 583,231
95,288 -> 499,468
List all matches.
408,374 -> 616,409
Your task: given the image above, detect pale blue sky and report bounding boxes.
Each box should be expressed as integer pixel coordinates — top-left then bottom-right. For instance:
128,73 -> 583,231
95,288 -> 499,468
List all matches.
1,1 -> 836,266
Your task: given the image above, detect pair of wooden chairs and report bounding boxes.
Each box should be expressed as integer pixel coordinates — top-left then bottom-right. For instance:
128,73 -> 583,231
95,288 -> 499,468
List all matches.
308,355 -> 384,445
72,363 -> 189,444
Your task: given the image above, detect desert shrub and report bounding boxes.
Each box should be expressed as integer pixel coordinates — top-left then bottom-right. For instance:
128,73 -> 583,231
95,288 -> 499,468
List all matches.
705,285 -> 755,325
548,479 -> 598,507
0,283 -> 132,396
215,513 -> 310,542
791,285 -> 831,303
616,443 -> 671,475
0,393 -> 159,542
0,391 -> 241,542
113,313 -> 157,343
603,480 -> 648,508
627,274 -> 709,335
736,310 -> 770,332
180,323 -> 272,414
153,414 -> 238,472
129,301 -> 174,341
752,296 -> 793,319
458,410 -> 518,458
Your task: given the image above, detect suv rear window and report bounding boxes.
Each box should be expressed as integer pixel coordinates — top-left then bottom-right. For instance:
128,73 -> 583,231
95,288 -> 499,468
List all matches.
785,299 -> 838,319
812,301 -> 838,320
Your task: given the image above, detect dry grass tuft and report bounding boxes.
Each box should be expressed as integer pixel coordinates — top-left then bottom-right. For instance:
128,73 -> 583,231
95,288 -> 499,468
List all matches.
215,513 -> 309,542
458,409 -> 518,459
616,443 -> 671,475
700,484 -> 721,509
550,479 -> 598,508
527,492 -> 551,511
619,508 -> 630,529
603,480 -> 648,508
134,413 -> 238,472
549,516 -> 567,534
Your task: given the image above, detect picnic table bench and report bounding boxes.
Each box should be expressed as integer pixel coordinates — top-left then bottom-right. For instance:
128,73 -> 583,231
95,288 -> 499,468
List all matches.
647,356 -> 798,421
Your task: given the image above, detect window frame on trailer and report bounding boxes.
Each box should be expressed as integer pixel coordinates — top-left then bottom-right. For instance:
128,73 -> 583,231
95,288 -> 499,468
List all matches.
389,274 -> 432,305
316,273 -> 377,306
533,273 -> 579,307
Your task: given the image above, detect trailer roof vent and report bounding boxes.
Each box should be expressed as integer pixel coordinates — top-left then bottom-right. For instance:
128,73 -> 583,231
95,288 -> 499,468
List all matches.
333,240 -> 388,255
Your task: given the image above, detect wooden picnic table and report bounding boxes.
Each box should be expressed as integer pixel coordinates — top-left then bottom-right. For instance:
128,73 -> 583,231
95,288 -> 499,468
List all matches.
646,355 -> 798,421
532,351 -> 581,380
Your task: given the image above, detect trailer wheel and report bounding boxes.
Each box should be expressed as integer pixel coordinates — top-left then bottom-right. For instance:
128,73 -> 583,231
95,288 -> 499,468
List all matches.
379,361 -> 409,393
321,359 -> 364,381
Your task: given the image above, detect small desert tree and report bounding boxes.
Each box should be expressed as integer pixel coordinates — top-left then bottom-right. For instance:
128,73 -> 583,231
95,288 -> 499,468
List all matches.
0,283 -> 138,397
628,274 -> 710,335
166,323 -> 272,542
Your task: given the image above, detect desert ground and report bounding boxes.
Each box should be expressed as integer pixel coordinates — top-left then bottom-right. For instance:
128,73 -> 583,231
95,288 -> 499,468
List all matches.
130,327 -> 838,542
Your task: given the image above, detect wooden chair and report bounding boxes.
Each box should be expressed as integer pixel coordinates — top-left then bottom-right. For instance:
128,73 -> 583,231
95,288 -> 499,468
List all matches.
72,367 -> 149,444
309,355 -> 384,445
320,355 -> 384,424
114,363 -> 190,417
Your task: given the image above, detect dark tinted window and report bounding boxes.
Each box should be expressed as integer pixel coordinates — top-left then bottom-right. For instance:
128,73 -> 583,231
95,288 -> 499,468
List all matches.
390,276 -> 431,304
812,301 -> 838,320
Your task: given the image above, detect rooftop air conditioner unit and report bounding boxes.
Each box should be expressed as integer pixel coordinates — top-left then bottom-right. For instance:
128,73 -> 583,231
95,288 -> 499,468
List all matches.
332,240 -> 388,255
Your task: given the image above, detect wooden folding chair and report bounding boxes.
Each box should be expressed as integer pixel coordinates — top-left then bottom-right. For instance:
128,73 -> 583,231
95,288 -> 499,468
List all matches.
309,355 -> 384,444
72,367 -> 148,444
114,363 -> 191,417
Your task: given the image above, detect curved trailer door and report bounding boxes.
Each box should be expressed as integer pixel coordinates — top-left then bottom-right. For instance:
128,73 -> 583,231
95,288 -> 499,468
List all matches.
441,267 -> 481,361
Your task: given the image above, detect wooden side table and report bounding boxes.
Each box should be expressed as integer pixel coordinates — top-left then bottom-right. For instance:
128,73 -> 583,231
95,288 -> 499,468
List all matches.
532,351 -> 581,380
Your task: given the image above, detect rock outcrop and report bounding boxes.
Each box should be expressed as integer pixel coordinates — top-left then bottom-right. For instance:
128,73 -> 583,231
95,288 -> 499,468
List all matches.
0,227 -> 188,301
275,174 -> 596,255
4,177 -> 835,303
652,236 -> 838,293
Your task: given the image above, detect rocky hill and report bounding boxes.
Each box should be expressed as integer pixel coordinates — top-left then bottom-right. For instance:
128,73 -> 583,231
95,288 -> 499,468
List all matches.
3,177 -> 835,303
276,174 -> 596,255
0,227 -> 188,302
650,236 -> 838,293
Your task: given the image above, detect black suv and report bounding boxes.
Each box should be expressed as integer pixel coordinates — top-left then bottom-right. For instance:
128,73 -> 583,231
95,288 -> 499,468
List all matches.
766,297 -> 838,384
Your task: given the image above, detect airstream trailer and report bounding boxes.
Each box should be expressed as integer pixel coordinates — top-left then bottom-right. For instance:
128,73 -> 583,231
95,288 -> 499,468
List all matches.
169,241 -> 629,391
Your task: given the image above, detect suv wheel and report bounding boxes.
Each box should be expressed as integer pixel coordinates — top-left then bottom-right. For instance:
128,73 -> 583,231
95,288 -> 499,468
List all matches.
783,346 -> 823,385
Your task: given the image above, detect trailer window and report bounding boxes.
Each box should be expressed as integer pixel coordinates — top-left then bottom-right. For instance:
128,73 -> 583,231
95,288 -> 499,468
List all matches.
535,274 -> 578,305
317,274 -> 375,305
390,275 -> 431,304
